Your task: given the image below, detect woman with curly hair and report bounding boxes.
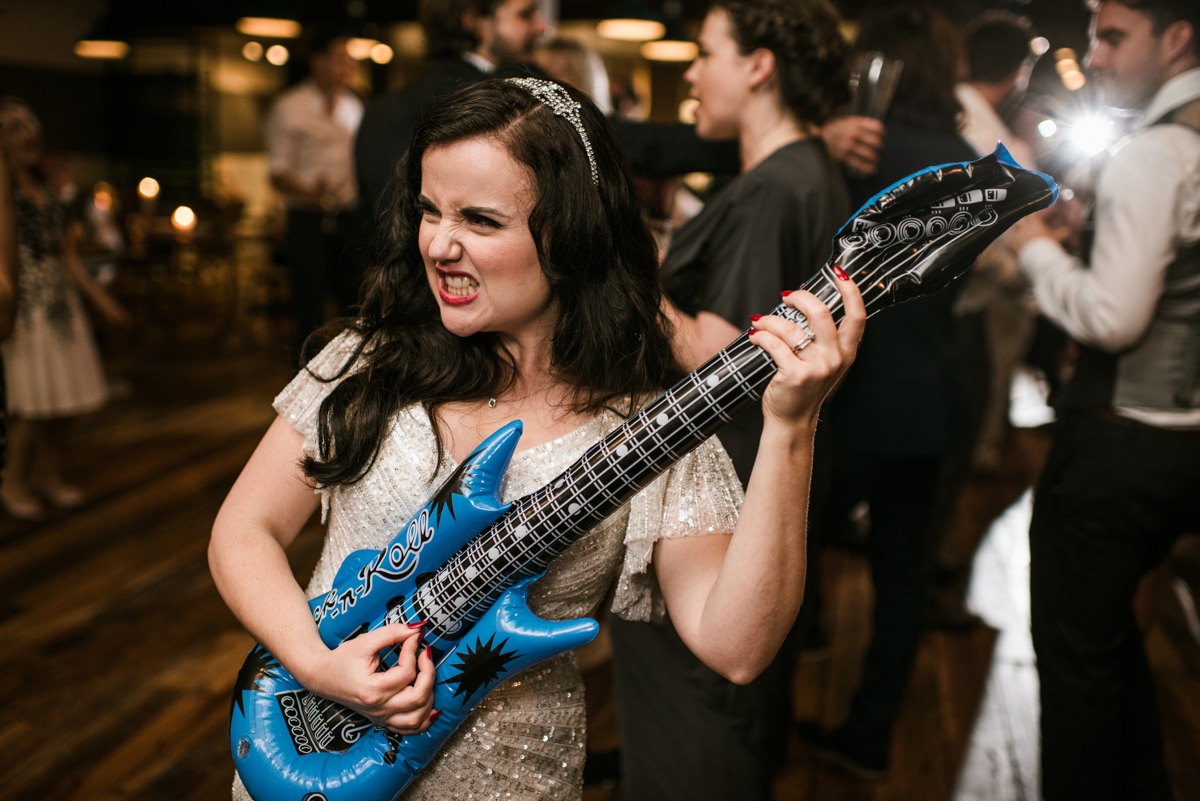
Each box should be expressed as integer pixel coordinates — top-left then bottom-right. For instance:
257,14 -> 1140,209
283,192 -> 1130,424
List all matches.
209,76 -> 864,800
608,1 -> 855,798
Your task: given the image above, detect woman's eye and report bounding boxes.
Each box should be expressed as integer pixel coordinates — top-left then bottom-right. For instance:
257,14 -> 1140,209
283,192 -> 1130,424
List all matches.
468,214 -> 500,228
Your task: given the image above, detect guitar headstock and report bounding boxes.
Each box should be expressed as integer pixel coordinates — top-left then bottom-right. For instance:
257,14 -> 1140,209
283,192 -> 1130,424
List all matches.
827,143 -> 1058,316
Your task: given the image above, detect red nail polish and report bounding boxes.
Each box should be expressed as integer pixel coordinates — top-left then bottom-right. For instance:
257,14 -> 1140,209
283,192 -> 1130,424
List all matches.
750,314 -> 762,322
833,265 -> 849,281
429,709 -> 441,723
780,290 -> 793,298
748,327 -> 757,335
407,620 -> 427,629
425,644 -> 433,660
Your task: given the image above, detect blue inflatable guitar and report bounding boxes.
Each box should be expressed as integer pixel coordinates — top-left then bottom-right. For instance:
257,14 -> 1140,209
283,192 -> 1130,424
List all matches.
229,145 -> 1057,800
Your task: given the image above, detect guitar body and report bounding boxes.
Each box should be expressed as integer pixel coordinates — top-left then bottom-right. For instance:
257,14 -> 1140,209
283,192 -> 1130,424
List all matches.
233,580 -> 597,801
229,145 -> 1059,800
230,421 -> 600,801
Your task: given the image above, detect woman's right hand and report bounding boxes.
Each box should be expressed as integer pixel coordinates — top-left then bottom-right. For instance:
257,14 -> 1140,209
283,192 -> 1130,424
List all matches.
301,622 -> 438,734
821,115 -> 886,176
749,272 -> 865,428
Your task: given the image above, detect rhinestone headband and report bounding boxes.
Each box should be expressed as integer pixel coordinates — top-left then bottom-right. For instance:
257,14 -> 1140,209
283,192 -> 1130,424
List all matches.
506,77 -> 599,186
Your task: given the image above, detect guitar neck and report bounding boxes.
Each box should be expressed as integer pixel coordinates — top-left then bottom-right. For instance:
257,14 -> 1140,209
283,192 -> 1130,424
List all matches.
414,267 -> 845,638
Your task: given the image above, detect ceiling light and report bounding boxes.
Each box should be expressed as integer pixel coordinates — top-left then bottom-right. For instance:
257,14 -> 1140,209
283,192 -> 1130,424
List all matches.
599,18 -> 666,41
640,39 -> 697,62
74,13 -> 129,60
637,3 -> 695,63
74,38 -> 129,59
236,14 -> 301,39
598,1 -> 666,42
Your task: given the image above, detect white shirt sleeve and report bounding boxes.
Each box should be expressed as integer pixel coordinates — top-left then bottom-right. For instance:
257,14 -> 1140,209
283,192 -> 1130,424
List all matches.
265,95 -> 296,180
1018,129 -> 1189,352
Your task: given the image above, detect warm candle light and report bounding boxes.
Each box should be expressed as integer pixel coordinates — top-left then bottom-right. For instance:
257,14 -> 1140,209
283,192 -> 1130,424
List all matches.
137,177 -> 160,199
93,182 -> 115,212
172,205 -> 197,233
265,45 -> 290,66
370,43 -> 394,64
347,37 -> 376,60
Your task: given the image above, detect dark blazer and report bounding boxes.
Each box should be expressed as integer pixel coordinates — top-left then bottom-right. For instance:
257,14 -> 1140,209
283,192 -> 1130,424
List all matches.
355,58 -> 507,220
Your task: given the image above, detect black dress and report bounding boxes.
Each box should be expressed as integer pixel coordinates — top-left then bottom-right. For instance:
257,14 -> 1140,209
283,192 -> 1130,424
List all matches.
610,137 -> 849,801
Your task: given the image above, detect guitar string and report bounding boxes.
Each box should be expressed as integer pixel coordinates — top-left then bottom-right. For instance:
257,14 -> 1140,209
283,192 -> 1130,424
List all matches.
412,279 -> 848,603
412,270 -> 848,633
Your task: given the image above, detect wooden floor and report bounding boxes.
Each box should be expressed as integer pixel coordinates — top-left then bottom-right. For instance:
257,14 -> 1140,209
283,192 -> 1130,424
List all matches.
2,314 -> 1198,801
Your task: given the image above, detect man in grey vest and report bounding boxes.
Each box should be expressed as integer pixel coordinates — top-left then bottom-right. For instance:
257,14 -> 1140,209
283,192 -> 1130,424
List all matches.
1007,1 -> 1200,799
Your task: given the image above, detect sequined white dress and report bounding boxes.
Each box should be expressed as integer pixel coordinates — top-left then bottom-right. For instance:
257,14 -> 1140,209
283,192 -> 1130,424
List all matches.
231,333 -> 744,800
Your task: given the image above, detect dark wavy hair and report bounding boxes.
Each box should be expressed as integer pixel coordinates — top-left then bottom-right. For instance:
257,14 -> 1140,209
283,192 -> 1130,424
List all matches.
965,11 -> 1034,84
711,0 -> 851,126
304,78 -> 681,487
419,0 -> 503,59
1088,0 -> 1200,53
853,0 -> 964,131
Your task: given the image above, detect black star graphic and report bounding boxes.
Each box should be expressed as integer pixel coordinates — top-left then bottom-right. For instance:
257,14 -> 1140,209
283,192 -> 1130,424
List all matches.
430,458 -> 481,526
231,645 -> 284,719
446,634 -> 520,702
381,730 -> 405,764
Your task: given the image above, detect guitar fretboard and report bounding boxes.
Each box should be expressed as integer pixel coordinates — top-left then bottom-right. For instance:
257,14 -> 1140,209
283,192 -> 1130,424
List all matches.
411,270 -> 844,637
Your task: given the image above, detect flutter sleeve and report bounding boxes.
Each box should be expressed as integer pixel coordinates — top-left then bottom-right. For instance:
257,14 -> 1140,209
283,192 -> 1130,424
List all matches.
271,330 -> 364,519
611,435 -> 743,622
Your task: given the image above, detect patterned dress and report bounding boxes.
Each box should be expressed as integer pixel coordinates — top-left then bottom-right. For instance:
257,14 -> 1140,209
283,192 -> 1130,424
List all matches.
231,333 -> 744,800
1,192 -> 107,418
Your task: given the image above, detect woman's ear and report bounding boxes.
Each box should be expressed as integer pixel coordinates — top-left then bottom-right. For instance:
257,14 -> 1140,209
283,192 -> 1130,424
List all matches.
748,47 -> 778,91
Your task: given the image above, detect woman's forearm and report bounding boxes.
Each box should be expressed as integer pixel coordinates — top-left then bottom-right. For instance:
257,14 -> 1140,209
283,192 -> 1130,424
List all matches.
658,418 -> 817,684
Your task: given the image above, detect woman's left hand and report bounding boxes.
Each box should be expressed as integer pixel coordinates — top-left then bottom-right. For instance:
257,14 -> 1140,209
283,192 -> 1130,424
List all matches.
91,288 -> 132,329
747,270 -> 865,426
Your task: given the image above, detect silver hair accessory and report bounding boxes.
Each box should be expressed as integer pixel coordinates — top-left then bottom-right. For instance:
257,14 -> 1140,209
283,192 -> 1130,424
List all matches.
506,77 -> 599,186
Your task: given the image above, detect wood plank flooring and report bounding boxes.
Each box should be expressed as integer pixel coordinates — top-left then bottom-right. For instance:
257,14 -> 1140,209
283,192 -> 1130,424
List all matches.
2,325 -> 1197,801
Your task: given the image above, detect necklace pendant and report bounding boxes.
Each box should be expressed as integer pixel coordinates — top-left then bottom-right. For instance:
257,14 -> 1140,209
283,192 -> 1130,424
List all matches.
488,397 -> 497,408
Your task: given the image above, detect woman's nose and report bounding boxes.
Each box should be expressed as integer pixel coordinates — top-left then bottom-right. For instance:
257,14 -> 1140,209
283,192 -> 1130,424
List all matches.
425,220 -> 463,263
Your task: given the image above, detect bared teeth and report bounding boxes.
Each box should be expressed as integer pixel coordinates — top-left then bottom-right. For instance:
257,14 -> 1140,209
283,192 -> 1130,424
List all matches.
444,275 -> 479,296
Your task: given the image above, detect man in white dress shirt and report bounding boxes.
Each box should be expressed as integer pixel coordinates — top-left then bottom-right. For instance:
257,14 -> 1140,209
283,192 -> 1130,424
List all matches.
266,23 -> 365,366
1006,1 -> 1200,798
